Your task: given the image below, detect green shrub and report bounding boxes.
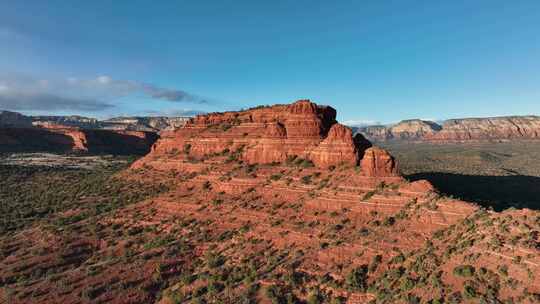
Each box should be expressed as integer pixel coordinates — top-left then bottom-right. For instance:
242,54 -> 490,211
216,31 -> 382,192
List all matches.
463,285 -> 477,299
400,277 -> 415,291
453,265 -> 475,277
270,173 -> 283,181
301,175 -> 312,184
383,216 -> 396,226
362,190 -> 377,201
346,265 -> 369,291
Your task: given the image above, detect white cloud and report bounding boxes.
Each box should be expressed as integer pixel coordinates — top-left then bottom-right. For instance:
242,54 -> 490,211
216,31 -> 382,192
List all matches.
144,108 -> 206,117
342,119 -> 380,127
0,91 -> 113,112
96,75 -> 112,84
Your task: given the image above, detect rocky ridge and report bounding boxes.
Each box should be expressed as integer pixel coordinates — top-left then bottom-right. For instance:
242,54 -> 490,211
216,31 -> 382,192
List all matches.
32,115 -> 100,129
100,116 -> 191,132
0,111 -> 190,132
356,116 -> 540,142
31,115 -> 190,132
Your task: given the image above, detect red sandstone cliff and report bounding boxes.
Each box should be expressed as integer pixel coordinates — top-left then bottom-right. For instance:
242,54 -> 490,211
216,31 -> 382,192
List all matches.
356,116 -> 540,142
134,100 -> 398,177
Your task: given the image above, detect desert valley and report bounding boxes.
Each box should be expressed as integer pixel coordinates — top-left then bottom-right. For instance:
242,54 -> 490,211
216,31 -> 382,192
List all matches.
0,100 -> 539,304
2,2 -> 540,303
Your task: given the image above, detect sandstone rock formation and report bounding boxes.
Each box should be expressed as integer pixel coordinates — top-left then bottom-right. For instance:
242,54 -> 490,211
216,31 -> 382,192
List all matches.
360,146 -> 399,177
356,116 -> 540,142
134,100 -> 398,177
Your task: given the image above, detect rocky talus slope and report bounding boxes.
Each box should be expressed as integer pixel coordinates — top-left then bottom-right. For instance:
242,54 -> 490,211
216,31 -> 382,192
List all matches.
357,116 -> 540,142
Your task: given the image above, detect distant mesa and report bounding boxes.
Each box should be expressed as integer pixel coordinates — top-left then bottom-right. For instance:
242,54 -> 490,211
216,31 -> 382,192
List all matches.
354,116 -> 540,142
30,115 -> 191,132
0,111 -> 162,155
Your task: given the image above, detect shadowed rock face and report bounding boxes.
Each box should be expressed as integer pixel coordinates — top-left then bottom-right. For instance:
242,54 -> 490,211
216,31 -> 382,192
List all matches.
357,116 -> 540,142
135,100 -> 398,177
0,125 -> 158,155
0,111 -> 33,128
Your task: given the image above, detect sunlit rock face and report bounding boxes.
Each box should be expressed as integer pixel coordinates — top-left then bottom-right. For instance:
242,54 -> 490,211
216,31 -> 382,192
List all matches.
134,99 -> 399,177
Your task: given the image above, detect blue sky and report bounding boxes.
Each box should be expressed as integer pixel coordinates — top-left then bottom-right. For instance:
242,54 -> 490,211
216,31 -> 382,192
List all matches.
0,1 -> 539,124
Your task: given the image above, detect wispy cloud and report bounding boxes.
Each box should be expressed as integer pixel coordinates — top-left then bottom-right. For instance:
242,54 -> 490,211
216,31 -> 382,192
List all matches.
342,119 -> 380,127
0,92 -> 113,111
144,108 -> 206,117
0,74 -> 207,113
64,75 -> 206,103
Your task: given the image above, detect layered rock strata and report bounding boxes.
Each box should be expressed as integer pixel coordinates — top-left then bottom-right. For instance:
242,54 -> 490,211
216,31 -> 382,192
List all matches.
133,100 -> 398,177
357,116 -> 540,142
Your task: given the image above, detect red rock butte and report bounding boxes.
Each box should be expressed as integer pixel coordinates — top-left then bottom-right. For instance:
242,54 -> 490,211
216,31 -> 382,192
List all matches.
133,100 -> 399,177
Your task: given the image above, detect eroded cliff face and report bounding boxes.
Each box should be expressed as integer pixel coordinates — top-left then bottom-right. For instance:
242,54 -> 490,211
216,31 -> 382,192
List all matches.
0,124 -> 158,155
357,116 -> 540,142
134,100 -> 398,177
426,116 -> 540,141
390,119 -> 442,140
357,119 -> 442,142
